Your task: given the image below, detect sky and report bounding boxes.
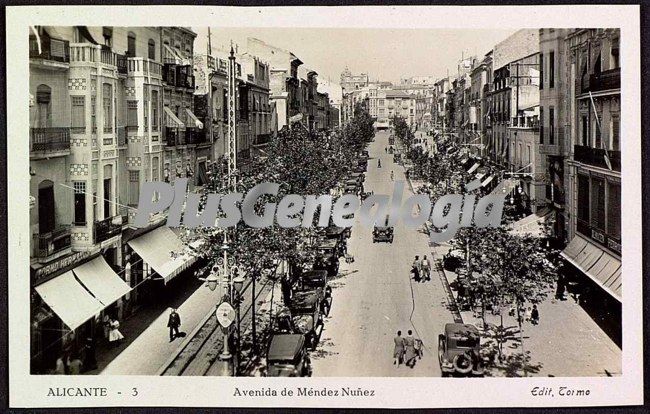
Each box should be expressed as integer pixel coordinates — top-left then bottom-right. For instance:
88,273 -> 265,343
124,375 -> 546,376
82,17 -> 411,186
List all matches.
193,27 -> 517,85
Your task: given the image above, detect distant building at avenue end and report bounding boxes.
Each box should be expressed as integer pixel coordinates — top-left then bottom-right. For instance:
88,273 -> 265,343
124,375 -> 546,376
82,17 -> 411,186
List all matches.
28,25 -> 342,374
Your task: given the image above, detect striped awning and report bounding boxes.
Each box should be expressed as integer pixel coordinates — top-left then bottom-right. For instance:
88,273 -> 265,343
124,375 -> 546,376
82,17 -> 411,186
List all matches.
164,106 -> 185,129
561,235 -> 621,301
185,108 -> 204,129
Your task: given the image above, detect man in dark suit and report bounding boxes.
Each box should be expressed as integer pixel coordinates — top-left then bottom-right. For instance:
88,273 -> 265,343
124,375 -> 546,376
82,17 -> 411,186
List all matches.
167,309 -> 181,342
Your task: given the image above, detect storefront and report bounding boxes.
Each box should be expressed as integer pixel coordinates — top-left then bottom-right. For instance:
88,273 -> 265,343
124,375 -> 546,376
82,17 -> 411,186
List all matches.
31,254 -> 131,373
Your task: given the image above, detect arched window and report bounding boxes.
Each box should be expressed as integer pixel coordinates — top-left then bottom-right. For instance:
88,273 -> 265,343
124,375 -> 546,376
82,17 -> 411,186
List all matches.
35,85 -> 52,128
127,31 -> 136,57
148,39 -> 156,60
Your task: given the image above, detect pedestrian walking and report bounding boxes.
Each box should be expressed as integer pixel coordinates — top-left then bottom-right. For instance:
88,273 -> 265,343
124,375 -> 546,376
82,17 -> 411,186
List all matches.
82,337 -> 97,372
378,159 -> 382,168
108,317 -> 124,346
67,351 -> 83,375
390,170 -> 394,181
393,330 -> 405,366
555,273 -> 566,300
403,330 -> 417,368
411,256 -> 421,282
102,313 -> 111,340
167,308 -> 181,342
385,147 -> 388,153
54,354 -> 67,375
420,255 -> 431,281
531,304 -> 540,325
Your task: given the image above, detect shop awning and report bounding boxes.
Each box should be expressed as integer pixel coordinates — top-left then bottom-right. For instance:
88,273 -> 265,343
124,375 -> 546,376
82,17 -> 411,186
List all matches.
185,108 -> 204,129
467,163 -> 480,174
481,175 -> 494,188
561,235 -> 621,301
490,178 -> 519,196
163,44 -> 183,64
73,256 -> 131,307
127,226 -> 198,284
34,271 -> 104,331
510,207 -> 553,238
164,106 -> 185,129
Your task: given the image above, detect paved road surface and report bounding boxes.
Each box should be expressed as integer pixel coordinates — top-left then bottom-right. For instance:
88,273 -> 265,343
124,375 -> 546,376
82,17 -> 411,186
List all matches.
311,130 -> 455,377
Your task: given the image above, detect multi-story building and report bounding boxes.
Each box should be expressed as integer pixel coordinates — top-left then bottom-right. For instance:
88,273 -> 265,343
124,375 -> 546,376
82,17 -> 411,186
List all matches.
240,55 -> 272,157
248,38 -> 303,131
507,52 -> 542,213
29,26 -> 208,374
561,28 -> 621,342
433,77 -> 451,133
470,52 -> 492,157
193,53 -> 228,160
340,66 -> 369,93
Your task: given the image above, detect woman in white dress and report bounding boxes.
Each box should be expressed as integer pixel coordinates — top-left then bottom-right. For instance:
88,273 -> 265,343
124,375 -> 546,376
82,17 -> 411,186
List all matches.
108,318 -> 124,346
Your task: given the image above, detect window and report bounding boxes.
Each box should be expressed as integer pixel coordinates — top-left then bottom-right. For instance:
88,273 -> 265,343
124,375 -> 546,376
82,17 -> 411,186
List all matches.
128,170 -> 140,206
581,115 -> 589,146
71,96 -> 86,133
143,101 -> 148,132
36,85 -> 52,128
73,181 -> 86,225
127,32 -> 136,57
549,107 -> 555,145
527,145 -> 531,164
607,181 -> 621,240
539,106 -> 544,144
611,117 -> 620,150
594,117 -> 602,149
549,51 -> 555,88
91,96 -> 96,133
577,174 -> 590,224
152,90 -> 159,132
152,157 -> 159,181
127,101 -> 138,127
539,53 -> 544,90
591,177 -> 605,231
148,39 -> 156,60
103,27 -> 112,47
102,83 -> 112,132
610,38 -> 620,69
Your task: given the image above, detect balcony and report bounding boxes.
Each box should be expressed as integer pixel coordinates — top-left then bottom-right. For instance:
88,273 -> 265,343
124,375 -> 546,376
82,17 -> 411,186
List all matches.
30,127 -> 71,157
574,145 -> 621,171
588,68 -> 620,93
127,57 -> 162,79
253,133 -> 272,147
165,127 -> 185,146
33,225 -> 71,258
94,216 -> 122,244
29,36 -> 70,64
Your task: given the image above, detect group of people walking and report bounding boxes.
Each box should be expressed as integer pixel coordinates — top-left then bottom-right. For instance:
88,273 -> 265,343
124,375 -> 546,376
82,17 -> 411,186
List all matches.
393,330 -> 422,368
411,255 -> 431,282
53,337 -> 97,375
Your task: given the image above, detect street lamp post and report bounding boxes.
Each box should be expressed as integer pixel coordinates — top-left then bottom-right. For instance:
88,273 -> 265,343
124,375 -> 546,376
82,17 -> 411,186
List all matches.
232,274 -> 245,375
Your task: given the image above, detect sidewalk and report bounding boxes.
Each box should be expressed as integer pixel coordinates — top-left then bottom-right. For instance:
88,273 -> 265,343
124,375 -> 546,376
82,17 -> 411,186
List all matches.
407,175 -> 622,377
99,279 -> 223,375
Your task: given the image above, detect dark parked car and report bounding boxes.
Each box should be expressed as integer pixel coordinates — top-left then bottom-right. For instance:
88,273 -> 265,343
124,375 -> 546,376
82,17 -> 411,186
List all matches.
314,239 -> 340,276
297,270 -> 332,316
277,292 -> 324,350
266,333 -> 312,377
373,226 -> 394,243
438,323 -> 484,377
442,250 -> 464,272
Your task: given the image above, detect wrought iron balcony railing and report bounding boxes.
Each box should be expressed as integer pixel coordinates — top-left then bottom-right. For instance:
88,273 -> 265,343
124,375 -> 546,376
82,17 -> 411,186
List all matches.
33,225 -> 71,258
31,127 -> 71,153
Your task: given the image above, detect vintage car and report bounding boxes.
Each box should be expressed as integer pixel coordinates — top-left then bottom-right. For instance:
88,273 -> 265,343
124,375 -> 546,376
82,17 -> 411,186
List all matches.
442,249 -> 464,272
350,172 -> 365,184
388,136 -> 395,145
361,150 -> 370,158
324,225 -> 350,245
313,239 -> 341,276
393,153 -> 402,164
357,158 -> 368,171
277,292 -> 324,350
438,323 -> 484,377
266,333 -> 312,377
297,270 -> 332,316
372,226 -> 394,243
